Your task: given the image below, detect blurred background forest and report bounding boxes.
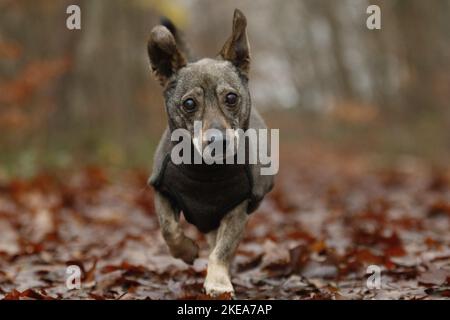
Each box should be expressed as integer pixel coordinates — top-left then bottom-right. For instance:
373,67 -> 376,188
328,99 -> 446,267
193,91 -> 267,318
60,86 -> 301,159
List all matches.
1,0 -> 450,178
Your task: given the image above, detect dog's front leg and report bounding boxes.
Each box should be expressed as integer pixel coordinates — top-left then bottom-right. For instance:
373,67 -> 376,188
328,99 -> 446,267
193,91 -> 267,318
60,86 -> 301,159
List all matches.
204,201 -> 248,297
154,191 -> 199,264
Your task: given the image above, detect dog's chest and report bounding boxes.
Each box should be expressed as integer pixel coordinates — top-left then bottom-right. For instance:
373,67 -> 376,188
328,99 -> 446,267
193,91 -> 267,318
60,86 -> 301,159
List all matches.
151,155 -> 252,233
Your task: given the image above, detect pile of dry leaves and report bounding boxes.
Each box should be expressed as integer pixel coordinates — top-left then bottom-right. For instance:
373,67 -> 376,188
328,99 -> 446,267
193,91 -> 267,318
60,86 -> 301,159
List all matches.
0,151 -> 449,299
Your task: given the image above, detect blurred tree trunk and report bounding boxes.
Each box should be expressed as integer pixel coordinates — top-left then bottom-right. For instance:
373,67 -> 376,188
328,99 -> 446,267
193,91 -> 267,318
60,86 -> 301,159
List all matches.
392,0 -> 442,115
319,0 -> 354,101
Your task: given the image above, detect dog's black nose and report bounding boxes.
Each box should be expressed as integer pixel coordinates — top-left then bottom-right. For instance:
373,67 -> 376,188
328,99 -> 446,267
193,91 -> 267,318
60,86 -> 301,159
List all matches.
203,130 -> 232,157
205,131 -> 229,149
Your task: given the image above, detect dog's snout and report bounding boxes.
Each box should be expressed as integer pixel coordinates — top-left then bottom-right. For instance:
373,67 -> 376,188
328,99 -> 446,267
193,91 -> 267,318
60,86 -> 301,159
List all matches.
204,130 -> 222,144
204,129 -> 230,150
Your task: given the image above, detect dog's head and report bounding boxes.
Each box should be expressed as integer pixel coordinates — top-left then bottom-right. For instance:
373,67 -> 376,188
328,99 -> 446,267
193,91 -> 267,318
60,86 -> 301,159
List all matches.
147,9 -> 251,154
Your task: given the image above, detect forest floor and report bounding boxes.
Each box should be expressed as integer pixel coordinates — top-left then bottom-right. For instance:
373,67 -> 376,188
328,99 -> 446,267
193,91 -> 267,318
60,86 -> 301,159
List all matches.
0,148 -> 450,300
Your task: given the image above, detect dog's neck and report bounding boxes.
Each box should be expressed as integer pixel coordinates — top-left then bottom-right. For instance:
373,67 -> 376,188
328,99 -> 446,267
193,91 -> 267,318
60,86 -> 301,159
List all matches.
166,141 -> 250,182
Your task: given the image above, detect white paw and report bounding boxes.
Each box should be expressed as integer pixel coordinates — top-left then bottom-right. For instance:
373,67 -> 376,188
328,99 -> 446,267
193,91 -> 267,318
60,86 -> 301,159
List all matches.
204,263 -> 234,297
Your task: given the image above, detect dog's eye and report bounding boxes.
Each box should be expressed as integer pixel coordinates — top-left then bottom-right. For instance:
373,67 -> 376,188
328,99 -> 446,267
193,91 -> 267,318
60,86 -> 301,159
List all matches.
182,98 -> 196,112
225,93 -> 238,106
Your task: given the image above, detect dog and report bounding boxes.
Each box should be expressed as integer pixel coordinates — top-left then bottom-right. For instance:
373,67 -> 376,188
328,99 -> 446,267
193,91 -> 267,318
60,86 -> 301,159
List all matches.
147,9 -> 275,297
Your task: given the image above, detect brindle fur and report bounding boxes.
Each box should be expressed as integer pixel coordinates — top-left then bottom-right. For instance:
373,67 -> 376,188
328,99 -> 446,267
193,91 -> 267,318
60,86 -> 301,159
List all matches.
147,9 -> 274,296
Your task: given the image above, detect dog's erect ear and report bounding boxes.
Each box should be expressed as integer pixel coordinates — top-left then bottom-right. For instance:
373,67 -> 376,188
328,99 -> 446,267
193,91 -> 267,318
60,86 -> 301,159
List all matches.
219,9 -> 250,76
148,26 -> 187,85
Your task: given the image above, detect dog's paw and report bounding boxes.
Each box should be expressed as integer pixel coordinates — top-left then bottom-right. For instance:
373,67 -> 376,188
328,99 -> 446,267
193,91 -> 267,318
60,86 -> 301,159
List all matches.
170,236 -> 199,265
204,264 -> 234,298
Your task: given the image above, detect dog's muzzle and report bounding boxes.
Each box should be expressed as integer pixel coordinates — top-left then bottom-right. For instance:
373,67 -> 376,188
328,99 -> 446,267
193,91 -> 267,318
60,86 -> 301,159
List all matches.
193,129 -> 238,160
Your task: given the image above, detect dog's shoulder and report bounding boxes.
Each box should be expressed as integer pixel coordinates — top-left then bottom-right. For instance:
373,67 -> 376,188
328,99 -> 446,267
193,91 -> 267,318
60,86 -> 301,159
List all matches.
247,108 -> 275,212
148,127 -> 172,186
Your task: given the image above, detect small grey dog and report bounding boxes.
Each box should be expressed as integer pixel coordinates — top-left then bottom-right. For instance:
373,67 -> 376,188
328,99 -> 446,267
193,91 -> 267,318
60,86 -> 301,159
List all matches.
147,9 -> 274,296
